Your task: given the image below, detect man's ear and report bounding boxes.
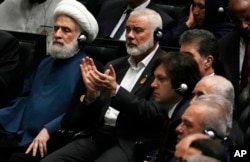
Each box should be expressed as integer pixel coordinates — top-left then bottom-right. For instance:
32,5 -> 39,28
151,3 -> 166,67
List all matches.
204,55 -> 214,69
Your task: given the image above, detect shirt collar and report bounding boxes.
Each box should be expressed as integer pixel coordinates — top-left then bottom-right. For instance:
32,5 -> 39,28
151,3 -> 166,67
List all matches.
168,99 -> 182,119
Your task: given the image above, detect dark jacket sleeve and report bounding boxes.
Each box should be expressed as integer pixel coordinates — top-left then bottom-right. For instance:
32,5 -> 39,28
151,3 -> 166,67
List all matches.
0,31 -> 22,107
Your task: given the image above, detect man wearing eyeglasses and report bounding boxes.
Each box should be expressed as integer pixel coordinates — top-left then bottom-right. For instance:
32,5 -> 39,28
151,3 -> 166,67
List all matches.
218,0 -> 250,119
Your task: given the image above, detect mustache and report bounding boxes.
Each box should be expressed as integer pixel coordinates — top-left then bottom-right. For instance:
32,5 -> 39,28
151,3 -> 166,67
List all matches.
53,39 -> 65,45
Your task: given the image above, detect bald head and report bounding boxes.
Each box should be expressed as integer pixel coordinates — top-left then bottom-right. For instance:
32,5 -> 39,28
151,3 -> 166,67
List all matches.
192,75 -> 235,103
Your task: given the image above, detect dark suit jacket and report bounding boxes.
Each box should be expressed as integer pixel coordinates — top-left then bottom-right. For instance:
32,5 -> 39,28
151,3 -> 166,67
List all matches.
218,31 -> 241,100
97,0 -> 176,38
61,48 -> 168,162
153,99 -> 191,162
0,31 -> 22,108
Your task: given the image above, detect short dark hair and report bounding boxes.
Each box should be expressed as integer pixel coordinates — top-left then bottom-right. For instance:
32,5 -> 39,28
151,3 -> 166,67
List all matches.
189,138 -> 227,162
152,51 -> 201,97
179,29 -> 218,59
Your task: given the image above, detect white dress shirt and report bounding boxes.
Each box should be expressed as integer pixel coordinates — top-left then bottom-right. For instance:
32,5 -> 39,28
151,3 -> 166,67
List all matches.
104,45 -> 159,126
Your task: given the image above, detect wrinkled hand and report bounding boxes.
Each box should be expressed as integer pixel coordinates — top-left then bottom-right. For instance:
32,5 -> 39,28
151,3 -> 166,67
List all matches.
90,64 -> 118,96
25,128 -> 50,157
80,57 -> 100,101
186,4 -> 196,29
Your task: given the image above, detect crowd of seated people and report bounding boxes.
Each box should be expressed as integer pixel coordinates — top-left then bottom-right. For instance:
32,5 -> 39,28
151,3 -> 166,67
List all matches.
0,0 -> 250,162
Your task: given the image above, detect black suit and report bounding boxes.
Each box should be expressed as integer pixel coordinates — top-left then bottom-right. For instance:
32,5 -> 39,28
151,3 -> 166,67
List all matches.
97,0 -> 176,38
42,48 -> 168,162
218,31 -> 243,119
0,31 -> 22,108
219,31 -> 241,99
149,99 -> 191,162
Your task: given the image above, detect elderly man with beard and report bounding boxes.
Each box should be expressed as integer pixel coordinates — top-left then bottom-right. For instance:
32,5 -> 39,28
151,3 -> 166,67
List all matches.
0,0 -> 98,162
41,8 -> 169,162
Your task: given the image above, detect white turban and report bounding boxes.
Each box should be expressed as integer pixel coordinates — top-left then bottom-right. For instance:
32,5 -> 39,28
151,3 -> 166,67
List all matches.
53,0 -> 98,43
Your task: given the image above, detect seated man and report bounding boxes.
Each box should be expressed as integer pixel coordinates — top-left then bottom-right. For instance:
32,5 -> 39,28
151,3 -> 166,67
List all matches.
0,0 -> 98,162
161,0 -> 234,47
179,29 -> 225,77
41,9 -> 201,162
192,75 -> 244,145
175,133 -> 226,162
175,94 -> 233,162
0,0 -> 63,35
0,31 -> 23,108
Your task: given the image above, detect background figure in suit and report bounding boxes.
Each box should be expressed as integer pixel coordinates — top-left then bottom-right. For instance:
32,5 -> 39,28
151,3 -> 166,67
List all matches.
146,51 -> 201,162
41,8 -> 175,162
175,94 -> 233,162
179,29 -> 225,77
0,0 -> 98,162
0,0 -> 65,48
218,0 -> 250,116
191,75 -> 244,145
161,0 -> 234,47
0,31 -> 23,108
97,0 -> 176,41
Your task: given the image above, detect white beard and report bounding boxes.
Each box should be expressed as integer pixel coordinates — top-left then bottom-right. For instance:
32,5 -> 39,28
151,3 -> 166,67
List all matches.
48,38 -> 79,59
126,37 -> 154,56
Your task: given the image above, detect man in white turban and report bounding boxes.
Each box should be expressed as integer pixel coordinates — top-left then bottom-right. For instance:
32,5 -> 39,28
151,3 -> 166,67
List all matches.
0,1 -> 99,162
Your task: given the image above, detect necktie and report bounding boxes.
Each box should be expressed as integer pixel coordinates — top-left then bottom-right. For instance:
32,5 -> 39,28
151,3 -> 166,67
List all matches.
240,42 -> 250,91
113,9 -> 132,39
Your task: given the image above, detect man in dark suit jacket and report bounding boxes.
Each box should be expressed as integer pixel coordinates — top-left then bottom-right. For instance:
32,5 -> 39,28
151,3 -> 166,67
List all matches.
146,52 -> 201,162
97,0 -> 176,40
0,31 -> 23,108
218,0 -> 250,118
161,0 -> 234,47
41,9 -> 200,162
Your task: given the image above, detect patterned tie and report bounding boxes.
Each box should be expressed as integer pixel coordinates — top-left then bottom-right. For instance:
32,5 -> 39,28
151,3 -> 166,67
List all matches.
113,9 -> 132,39
240,42 -> 250,91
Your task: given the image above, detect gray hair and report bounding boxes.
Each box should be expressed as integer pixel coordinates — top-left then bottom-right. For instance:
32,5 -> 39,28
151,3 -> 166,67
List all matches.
187,155 -> 221,162
192,94 -> 233,137
200,75 -> 235,103
130,8 -> 163,31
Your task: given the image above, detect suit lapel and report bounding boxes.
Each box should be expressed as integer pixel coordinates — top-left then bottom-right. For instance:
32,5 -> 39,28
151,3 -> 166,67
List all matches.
131,48 -> 164,94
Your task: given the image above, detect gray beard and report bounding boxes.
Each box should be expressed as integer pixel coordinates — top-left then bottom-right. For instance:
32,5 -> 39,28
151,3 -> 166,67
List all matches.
48,40 -> 79,59
126,38 -> 154,56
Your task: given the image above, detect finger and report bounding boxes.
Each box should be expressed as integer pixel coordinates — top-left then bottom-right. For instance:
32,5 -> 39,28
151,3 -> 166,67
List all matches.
25,142 -> 33,154
108,65 -> 116,77
32,141 -> 38,157
89,57 -> 97,71
39,142 -> 44,157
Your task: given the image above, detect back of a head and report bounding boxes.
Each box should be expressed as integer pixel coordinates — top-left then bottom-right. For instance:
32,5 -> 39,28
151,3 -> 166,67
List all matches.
187,154 -> 222,162
200,75 -> 235,103
189,138 -> 226,162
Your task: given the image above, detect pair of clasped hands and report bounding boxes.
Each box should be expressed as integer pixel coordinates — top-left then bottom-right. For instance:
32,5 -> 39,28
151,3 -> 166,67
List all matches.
80,56 -> 118,101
